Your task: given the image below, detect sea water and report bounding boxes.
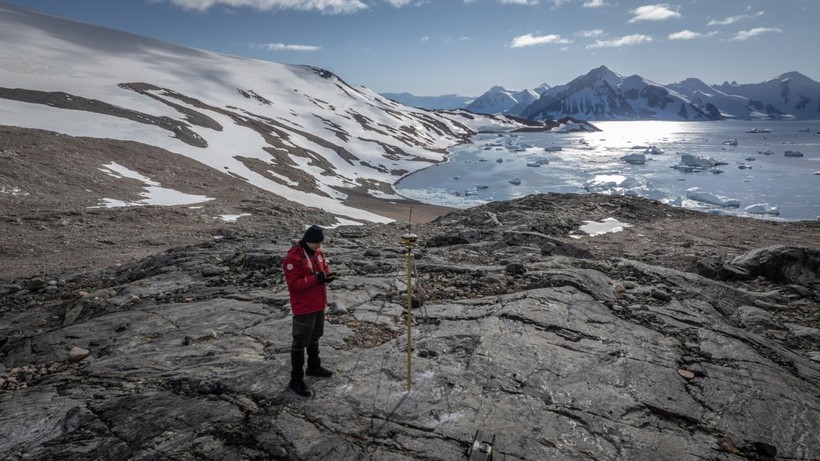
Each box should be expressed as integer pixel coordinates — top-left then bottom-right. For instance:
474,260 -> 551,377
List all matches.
395,120 -> 820,221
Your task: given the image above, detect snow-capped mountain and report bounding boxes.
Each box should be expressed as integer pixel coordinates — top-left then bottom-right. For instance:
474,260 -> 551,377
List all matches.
464,86 -> 547,116
521,66 -> 716,121
380,92 -> 474,110
0,3 -> 534,223
667,78 -> 759,119
667,73 -> 820,120
383,84 -> 550,114
464,86 -> 519,115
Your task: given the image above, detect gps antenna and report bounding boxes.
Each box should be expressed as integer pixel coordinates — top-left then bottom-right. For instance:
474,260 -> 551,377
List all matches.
400,206 -> 418,392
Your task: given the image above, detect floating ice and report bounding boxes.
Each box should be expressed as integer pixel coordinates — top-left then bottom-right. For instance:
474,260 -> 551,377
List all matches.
680,153 -> 719,167
620,153 -> 646,164
686,187 -> 740,208
744,203 -> 780,215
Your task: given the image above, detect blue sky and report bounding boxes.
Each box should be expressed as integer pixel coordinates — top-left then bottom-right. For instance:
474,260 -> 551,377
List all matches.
6,0 -> 819,96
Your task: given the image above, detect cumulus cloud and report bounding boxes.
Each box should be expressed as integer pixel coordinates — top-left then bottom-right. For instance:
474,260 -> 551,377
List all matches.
628,4 -> 681,23
577,29 -> 604,37
501,0 -> 539,5
510,33 -> 570,47
162,0 -> 367,14
587,34 -> 652,48
255,42 -> 321,51
731,27 -> 781,41
583,0 -> 607,7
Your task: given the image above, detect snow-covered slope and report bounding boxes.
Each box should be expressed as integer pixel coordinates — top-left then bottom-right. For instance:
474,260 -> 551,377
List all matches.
464,86 -> 546,116
464,86 -> 520,115
669,73 -> 820,120
521,66 -> 715,121
387,85 -> 550,116
667,78 -> 760,119
711,72 -> 820,119
380,92 -> 474,110
0,3 -> 528,223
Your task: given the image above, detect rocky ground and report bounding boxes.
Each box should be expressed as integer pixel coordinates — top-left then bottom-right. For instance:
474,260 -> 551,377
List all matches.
2,127 -> 820,460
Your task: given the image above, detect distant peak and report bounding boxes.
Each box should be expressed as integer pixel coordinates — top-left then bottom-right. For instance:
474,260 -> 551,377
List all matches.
587,65 -> 621,79
774,71 -> 809,81
489,85 -> 508,92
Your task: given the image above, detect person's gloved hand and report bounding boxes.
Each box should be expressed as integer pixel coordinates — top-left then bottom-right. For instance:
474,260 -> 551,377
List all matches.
316,271 -> 328,284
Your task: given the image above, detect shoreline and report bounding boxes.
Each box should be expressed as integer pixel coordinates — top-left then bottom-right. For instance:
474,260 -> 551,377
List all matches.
340,188 -> 456,224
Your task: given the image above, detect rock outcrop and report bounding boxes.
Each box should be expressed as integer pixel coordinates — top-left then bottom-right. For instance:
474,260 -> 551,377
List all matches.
1,195 -> 819,460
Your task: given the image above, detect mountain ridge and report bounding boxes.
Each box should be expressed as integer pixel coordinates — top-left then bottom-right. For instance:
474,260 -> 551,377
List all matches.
383,66 -> 820,121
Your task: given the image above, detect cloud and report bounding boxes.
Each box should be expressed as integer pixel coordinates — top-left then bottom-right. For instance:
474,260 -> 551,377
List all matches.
731,27 -> 781,41
255,42 -> 321,51
384,0 -> 413,6
420,36 -> 430,42
587,34 -> 652,48
668,29 -> 704,40
501,0 -> 539,5
628,4 -> 681,23
707,11 -> 763,26
162,0 -> 367,14
668,30 -> 699,40
707,15 -> 744,26
510,33 -> 571,48
582,0 -> 607,7
577,29 -> 604,37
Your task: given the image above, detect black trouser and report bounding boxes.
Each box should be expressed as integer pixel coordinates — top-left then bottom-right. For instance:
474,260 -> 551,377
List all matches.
291,310 -> 325,378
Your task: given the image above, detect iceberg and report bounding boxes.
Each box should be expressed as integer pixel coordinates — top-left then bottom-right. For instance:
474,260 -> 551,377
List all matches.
680,153 -> 719,167
744,203 -> 780,215
620,153 -> 646,164
686,187 -> 740,208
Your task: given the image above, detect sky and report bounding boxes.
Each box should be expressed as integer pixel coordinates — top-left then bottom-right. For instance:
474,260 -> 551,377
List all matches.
5,0 -> 820,96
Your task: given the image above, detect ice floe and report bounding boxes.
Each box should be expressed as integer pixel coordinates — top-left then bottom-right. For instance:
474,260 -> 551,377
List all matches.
744,203 -> 780,215
686,187 -> 740,208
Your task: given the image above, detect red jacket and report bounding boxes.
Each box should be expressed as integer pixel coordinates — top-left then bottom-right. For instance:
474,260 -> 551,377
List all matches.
283,242 -> 329,315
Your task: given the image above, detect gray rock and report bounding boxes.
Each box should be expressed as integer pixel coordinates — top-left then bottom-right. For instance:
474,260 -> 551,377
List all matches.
1,227 -> 819,461
731,245 -> 820,285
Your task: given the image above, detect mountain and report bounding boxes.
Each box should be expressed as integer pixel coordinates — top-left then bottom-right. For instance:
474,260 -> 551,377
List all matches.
463,86 -> 519,115
464,85 -> 550,116
379,92 -> 474,110
666,78 -> 749,119
379,84 -> 550,114
521,65 -> 716,121
710,71 -> 820,119
0,3 -> 542,226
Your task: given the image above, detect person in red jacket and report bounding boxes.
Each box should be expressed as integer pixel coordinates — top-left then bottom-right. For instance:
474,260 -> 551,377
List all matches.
283,224 -> 336,397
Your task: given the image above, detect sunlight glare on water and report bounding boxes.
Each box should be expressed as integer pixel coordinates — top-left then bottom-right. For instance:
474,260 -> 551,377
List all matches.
396,120 -> 820,221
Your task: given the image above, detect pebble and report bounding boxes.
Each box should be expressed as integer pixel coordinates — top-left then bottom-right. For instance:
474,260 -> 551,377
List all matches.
677,369 -> 695,380
68,346 -> 91,362
35,318 -> 47,327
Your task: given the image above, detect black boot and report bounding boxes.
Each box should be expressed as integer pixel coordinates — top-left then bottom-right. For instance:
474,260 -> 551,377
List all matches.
306,343 -> 333,378
289,350 -> 312,397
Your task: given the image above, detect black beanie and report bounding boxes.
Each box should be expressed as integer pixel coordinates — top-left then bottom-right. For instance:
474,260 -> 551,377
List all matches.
302,224 -> 324,244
